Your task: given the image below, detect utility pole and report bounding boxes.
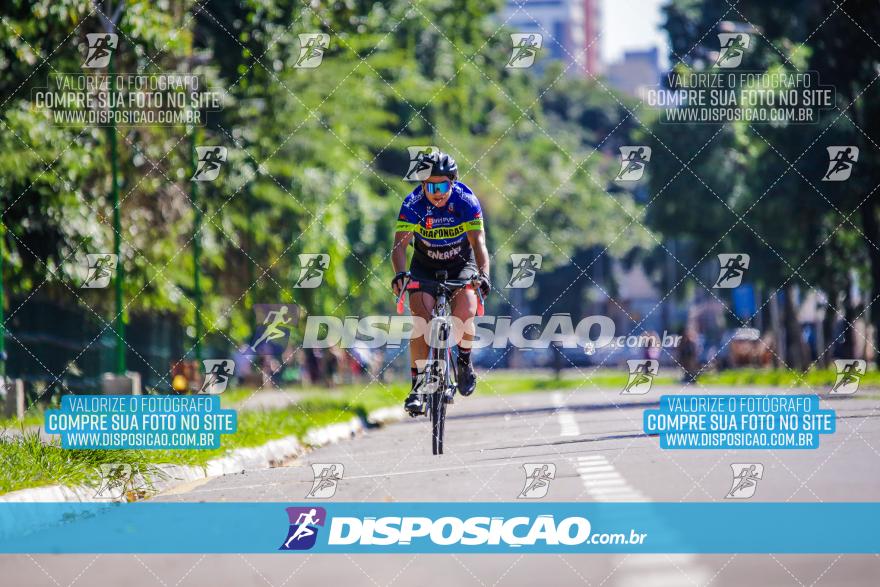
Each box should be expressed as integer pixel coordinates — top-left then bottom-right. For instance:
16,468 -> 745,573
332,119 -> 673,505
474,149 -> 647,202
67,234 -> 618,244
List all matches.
246,189 -> 256,338
109,53 -> 125,374
99,1 -> 127,375
188,26 -> 204,363
0,221 -> 6,383
191,127 -> 203,362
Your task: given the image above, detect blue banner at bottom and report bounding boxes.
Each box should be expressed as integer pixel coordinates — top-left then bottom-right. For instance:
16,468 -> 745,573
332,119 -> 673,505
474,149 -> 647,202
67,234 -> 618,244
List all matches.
0,502 -> 878,554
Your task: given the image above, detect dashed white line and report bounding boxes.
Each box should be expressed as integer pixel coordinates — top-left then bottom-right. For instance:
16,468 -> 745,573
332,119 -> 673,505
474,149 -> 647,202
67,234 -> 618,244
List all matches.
568,455 -> 712,586
553,392 -> 581,437
574,454 -> 648,502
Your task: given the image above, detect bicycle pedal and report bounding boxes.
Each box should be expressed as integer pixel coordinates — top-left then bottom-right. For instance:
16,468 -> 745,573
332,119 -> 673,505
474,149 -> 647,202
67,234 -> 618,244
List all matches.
443,390 -> 455,404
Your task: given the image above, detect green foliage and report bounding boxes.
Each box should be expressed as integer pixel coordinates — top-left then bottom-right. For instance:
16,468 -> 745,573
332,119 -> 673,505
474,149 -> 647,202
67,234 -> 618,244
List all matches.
1,0 -> 648,359
648,0 -> 880,297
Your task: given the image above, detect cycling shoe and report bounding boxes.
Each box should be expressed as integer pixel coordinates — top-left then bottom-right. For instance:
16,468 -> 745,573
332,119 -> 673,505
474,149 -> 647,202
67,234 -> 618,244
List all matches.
404,393 -> 425,416
457,360 -> 477,396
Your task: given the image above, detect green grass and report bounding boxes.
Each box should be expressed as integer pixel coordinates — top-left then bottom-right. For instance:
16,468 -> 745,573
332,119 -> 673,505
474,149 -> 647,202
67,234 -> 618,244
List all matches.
0,411 -> 45,430
696,367 -> 880,388
0,430 -> 167,496
0,396 -> 371,495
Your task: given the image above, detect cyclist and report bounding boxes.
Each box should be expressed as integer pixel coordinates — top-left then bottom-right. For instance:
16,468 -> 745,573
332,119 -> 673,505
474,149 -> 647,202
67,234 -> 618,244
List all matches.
391,151 -> 491,415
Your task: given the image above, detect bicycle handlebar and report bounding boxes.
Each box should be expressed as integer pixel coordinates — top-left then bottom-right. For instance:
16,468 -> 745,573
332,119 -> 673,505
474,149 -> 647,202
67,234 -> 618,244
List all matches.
405,277 -> 475,289
395,275 -> 485,317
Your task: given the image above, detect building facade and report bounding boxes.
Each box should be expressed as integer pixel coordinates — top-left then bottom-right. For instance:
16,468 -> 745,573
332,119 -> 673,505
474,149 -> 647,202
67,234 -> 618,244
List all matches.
501,0 -> 601,76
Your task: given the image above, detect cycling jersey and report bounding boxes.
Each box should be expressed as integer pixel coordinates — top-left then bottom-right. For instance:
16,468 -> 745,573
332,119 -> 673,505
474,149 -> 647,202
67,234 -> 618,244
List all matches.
395,182 -> 484,269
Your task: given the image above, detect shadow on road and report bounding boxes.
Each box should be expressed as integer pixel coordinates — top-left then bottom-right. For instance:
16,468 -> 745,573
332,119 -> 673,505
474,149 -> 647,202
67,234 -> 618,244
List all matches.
444,399 -> 660,422
476,432 -> 654,455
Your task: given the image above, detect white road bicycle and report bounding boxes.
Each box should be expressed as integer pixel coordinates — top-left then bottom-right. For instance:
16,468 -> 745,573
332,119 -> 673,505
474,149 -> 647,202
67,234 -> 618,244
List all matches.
396,270 -> 484,455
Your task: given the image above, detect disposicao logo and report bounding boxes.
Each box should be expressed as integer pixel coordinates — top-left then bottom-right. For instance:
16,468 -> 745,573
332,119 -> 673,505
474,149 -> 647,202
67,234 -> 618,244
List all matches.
309,513 -> 591,548
280,506 -> 326,550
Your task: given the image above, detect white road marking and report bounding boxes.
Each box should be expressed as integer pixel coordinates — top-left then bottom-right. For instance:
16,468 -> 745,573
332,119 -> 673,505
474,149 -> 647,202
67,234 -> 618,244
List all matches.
616,569 -> 713,587
569,453 -> 712,586
575,455 -> 647,501
553,393 -> 580,436
576,465 -> 615,474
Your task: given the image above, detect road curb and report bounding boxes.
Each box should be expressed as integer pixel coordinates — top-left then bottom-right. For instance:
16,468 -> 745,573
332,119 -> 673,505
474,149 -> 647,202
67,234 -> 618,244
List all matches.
0,407 -> 406,503
366,405 -> 408,426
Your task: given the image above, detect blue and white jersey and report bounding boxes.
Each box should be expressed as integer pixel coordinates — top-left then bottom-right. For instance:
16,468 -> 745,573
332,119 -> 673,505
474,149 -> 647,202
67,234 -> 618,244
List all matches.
395,182 -> 484,268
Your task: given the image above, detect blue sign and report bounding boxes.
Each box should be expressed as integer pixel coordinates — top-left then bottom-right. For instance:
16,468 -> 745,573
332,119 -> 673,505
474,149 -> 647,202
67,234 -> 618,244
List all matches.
644,395 -> 835,449
0,502 -> 878,554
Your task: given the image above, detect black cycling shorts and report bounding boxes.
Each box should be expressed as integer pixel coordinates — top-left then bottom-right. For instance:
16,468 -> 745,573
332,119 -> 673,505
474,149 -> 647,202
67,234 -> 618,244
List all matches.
408,259 -> 478,297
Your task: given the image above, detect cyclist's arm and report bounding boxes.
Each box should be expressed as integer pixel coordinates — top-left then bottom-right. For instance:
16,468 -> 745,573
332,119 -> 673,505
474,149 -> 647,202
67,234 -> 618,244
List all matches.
466,229 -> 490,277
392,231 -> 412,275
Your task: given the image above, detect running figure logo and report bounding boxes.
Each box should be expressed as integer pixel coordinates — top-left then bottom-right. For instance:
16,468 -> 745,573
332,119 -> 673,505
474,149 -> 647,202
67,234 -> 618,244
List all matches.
616,146 -> 652,181
713,253 -> 750,288
518,463 -> 556,498
192,146 -> 228,182
94,463 -> 140,500
725,463 -> 763,499
295,33 -> 330,68
507,33 -> 543,69
623,359 -> 659,395
199,359 -> 235,394
81,253 -> 117,288
414,359 -> 445,395
307,463 -> 344,498
715,33 -> 751,68
83,33 -> 118,68
280,506 -> 327,551
822,146 -> 859,182
506,254 -> 543,288
250,304 -> 297,352
831,359 -> 866,395
404,146 -> 439,181
294,254 -> 330,288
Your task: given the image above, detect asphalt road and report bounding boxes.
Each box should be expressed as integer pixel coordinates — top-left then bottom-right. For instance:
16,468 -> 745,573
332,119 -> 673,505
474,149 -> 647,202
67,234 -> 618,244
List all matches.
4,385 -> 880,586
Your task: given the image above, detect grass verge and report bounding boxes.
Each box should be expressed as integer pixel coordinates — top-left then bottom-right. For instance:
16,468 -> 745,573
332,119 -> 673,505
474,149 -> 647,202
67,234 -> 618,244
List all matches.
0,397 -> 368,496
696,367 -> 880,388
0,430 -> 167,496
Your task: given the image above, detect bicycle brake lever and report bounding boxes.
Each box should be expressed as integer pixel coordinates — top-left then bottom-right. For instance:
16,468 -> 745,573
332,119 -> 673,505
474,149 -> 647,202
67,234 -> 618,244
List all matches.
471,278 -> 485,317
396,277 -> 410,314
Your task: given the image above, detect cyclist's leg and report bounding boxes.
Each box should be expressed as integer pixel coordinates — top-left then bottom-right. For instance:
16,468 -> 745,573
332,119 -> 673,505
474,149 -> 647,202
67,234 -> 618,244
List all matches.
450,262 -> 479,344
451,265 -> 479,396
409,290 -> 435,372
404,280 -> 436,414
450,287 -> 478,349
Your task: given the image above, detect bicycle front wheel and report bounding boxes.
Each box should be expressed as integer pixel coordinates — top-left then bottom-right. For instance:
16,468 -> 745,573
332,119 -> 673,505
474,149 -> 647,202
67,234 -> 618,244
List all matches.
430,391 -> 446,455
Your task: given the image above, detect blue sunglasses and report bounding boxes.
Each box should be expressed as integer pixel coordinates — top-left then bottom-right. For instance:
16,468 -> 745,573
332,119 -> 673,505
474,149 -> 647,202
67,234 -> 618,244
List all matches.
425,180 -> 451,195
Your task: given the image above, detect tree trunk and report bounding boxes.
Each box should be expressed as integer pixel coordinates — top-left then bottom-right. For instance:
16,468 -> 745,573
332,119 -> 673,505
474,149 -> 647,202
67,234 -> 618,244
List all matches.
819,288 -> 837,367
860,203 -> 880,366
769,293 -> 784,368
782,286 -> 808,370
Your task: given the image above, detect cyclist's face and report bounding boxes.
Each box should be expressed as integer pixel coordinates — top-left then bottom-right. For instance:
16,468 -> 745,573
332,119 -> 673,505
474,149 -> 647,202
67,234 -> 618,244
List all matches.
423,175 -> 453,207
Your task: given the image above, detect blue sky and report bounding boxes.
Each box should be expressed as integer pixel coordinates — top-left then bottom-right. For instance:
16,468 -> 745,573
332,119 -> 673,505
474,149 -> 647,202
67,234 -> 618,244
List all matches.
601,0 -> 670,68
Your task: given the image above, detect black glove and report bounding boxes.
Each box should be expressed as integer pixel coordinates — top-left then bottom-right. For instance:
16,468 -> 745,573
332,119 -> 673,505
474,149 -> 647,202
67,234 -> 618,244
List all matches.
392,271 -> 409,293
477,271 -> 491,298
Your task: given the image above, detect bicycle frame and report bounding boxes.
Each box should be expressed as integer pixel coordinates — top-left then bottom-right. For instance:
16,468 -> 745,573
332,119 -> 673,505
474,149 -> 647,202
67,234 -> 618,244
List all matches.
426,280 -> 457,398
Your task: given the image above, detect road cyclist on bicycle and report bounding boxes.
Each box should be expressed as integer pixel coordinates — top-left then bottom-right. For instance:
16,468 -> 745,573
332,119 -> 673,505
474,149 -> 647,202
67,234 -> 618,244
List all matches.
391,151 -> 491,416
